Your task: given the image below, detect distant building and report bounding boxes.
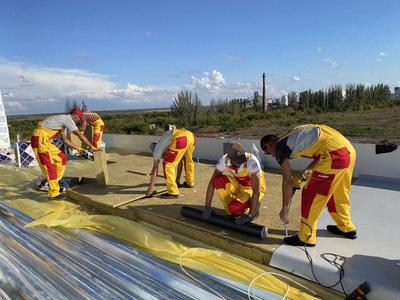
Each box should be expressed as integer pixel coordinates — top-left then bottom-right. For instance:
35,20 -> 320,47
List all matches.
390,87 -> 400,100
267,98 -> 282,110
395,87 -> 400,97
280,95 -> 288,107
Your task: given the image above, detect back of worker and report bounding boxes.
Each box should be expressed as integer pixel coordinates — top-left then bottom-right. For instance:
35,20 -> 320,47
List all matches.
277,124 -> 356,245
31,115 -> 77,199
163,128 -> 196,195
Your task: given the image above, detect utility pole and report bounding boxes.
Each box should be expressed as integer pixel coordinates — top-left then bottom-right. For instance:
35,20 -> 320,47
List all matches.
262,73 -> 266,111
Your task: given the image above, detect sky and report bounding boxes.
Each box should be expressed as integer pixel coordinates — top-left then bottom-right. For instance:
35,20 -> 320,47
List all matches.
0,0 -> 399,115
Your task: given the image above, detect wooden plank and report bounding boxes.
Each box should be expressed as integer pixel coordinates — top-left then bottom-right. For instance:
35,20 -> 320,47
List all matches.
127,170 -> 164,178
94,148 -> 109,187
112,188 -> 167,208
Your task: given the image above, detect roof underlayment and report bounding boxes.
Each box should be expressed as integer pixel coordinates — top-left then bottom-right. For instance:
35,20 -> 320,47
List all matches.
270,175 -> 400,300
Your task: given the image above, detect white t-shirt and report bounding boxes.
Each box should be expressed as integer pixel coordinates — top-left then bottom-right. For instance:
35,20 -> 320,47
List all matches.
216,153 -> 261,174
40,115 -> 78,133
153,130 -> 173,161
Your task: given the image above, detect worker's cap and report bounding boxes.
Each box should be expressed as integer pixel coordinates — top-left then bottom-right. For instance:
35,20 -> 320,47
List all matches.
149,142 -> 157,153
70,108 -> 83,119
228,143 -> 246,166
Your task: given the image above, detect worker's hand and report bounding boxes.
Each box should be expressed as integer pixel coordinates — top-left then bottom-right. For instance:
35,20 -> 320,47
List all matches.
235,213 -> 254,225
302,169 -> 313,181
90,146 -> 99,152
202,206 -> 212,219
279,207 -> 289,225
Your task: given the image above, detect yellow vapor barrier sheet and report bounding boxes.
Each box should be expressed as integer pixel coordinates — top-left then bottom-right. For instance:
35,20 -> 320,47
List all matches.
0,164 -> 317,300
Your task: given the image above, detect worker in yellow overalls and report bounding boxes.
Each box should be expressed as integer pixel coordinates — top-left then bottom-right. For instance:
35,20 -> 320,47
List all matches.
146,127 -> 196,199
31,112 -> 96,200
260,124 -> 357,246
203,143 -> 266,225
73,109 -> 105,148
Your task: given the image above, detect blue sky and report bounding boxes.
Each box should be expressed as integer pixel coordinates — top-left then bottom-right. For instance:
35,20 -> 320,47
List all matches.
1,0 -> 399,114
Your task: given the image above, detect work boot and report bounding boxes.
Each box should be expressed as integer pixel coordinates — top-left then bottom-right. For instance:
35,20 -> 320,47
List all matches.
283,234 -> 315,247
159,193 -> 179,199
177,181 -> 194,188
48,194 -> 66,201
327,225 -> 357,239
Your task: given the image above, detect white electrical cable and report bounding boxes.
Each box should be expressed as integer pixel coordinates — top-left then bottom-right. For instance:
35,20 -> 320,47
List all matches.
178,248 -> 227,300
247,272 -> 319,300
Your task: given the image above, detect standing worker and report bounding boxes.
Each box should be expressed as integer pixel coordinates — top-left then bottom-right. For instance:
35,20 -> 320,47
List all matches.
203,143 -> 266,225
73,109 -> 105,148
260,124 -> 357,247
146,126 -> 196,199
31,111 -> 96,200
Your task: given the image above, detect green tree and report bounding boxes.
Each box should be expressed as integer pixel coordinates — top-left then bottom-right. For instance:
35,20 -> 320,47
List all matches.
171,90 -> 203,126
253,91 -> 260,111
288,91 -> 298,109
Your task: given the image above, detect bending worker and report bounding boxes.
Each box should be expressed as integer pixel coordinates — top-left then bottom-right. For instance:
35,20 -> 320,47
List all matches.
146,126 -> 196,199
260,124 -> 357,247
73,109 -> 105,148
203,143 -> 266,225
31,111 -> 96,200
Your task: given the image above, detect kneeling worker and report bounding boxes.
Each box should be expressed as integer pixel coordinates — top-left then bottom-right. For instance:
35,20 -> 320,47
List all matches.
146,126 -> 196,199
203,143 -> 266,225
31,111 -> 96,200
260,124 -> 357,247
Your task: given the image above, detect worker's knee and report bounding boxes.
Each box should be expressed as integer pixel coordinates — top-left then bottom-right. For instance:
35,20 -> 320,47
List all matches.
213,174 -> 230,189
228,199 -> 250,216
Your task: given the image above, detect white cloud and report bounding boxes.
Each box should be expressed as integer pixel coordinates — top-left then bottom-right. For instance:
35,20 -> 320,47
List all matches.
2,92 -> 14,97
317,47 -> 323,53
191,70 -> 226,92
324,58 -> 338,69
0,59 -> 178,113
292,76 -> 301,81
376,51 -> 388,63
4,100 -> 25,111
0,60 -> 289,114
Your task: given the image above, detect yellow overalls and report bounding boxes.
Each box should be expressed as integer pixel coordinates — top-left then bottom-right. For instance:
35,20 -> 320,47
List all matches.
290,125 -> 357,244
213,153 -> 266,216
162,128 -> 196,195
31,126 -> 67,198
84,112 -> 105,148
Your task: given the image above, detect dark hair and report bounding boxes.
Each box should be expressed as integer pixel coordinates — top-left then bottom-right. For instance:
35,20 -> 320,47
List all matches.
260,134 -> 278,151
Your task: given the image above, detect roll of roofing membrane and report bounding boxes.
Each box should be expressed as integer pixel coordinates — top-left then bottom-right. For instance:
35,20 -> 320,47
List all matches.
181,206 -> 268,239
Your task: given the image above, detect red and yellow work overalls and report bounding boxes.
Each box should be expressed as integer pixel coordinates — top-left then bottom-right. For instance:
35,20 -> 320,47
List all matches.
213,153 -> 266,216
31,126 -> 67,198
162,128 -> 196,195
84,112 -> 105,148
291,125 -> 357,244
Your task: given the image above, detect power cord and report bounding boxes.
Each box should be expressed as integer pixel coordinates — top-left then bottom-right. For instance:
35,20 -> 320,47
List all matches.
300,219 -> 348,296
247,271 -> 319,300
179,248 -> 320,300
179,248 -> 227,300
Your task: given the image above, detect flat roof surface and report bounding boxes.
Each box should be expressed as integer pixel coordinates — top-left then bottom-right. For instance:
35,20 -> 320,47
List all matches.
67,152 -> 303,264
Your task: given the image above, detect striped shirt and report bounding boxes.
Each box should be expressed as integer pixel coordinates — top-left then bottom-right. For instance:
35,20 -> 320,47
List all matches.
82,112 -> 100,124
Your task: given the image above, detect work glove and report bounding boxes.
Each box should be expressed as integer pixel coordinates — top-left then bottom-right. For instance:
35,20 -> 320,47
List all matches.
202,206 -> 213,219
235,213 -> 254,225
